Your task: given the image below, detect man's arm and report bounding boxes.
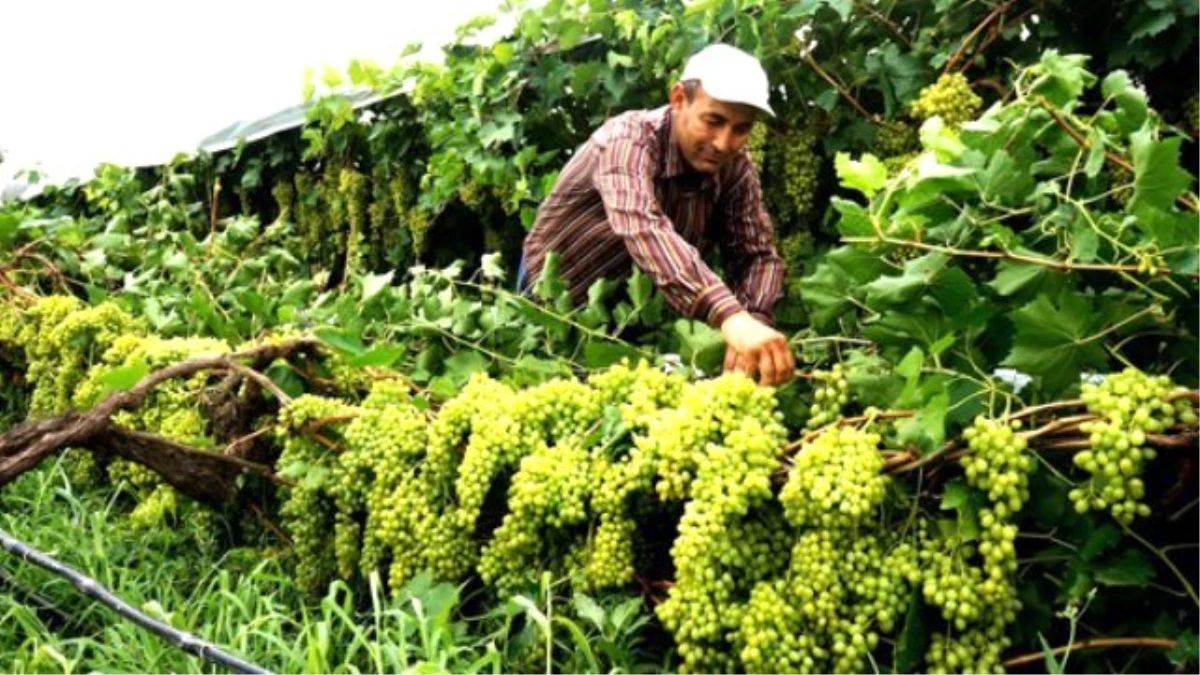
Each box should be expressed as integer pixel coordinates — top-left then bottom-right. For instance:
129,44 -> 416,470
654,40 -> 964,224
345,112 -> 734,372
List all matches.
717,157 -> 785,324
594,137 -> 793,386
593,135 -> 745,327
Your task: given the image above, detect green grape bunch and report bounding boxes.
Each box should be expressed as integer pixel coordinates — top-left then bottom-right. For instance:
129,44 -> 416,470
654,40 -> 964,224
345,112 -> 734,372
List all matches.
909,73 -> 982,128
806,363 -> 849,430
781,426 -> 888,530
962,416 -> 1034,517
1069,368 -> 1196,523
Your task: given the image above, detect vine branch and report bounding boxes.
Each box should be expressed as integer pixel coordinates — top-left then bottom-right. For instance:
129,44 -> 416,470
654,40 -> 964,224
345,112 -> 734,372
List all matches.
1001,637 -> 1179,669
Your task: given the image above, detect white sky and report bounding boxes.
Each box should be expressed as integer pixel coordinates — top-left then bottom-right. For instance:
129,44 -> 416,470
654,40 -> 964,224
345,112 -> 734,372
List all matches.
0,0 -> 507,186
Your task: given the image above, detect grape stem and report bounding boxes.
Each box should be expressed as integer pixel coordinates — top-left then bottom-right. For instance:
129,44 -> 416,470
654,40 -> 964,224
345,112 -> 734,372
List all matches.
1120,523 -> 1200,607
801,52 -> 879,123
783,410 -> 915,453
1001,637 -> 1179,669
943,0 -> 1019,75
1011,398 -> 1084,421
853,0 -> 911,46
842,233 -> 1194,279
1037,97 -> 1200,214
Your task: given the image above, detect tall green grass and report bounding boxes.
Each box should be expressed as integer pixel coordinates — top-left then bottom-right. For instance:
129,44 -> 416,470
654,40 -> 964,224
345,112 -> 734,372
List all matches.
0,458 -> 666,674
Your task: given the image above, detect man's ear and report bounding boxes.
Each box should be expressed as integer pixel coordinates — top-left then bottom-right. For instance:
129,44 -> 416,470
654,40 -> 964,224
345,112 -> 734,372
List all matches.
668,82 -> 686,112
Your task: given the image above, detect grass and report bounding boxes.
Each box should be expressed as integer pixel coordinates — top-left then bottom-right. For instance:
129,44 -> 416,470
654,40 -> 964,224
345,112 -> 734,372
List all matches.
0,456 -> 667,674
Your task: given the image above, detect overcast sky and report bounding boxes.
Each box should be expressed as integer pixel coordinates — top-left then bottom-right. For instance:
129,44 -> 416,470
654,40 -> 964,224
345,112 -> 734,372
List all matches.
0,0 -> 507,185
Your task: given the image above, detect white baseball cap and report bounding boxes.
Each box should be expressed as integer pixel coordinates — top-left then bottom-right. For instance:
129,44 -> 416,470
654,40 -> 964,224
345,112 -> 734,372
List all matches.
679,44 -> 775,116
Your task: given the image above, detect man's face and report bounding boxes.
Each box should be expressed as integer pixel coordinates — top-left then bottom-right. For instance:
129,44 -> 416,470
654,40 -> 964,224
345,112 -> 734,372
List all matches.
669,82 -> 758,174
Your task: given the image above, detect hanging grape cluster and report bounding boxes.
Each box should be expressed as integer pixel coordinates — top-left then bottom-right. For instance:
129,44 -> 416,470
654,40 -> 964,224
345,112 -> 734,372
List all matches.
1070,368 -> 1197,523
805,363 -> 849,430
909,73 -> 982,128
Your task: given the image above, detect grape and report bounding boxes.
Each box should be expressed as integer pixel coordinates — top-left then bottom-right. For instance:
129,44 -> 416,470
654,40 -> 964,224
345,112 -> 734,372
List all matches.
909,73 -> 981,128
805,364 -> 849,430
781,426 -> 888,529
875,121 -> 919,157
1185,91 -> 1199,134
1070,368 -> 1192,523
761,117 -> 824,229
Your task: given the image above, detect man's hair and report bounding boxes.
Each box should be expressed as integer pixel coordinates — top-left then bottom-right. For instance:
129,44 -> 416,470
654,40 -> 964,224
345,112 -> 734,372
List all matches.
680,79 -> 700,102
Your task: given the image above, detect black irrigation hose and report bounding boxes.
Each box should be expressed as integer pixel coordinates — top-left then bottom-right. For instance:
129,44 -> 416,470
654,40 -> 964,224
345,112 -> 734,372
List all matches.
0,527 -> 273,675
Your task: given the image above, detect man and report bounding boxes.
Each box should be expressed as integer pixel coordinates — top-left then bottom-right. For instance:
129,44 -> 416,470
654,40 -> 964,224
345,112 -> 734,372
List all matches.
520,44 -> 794,387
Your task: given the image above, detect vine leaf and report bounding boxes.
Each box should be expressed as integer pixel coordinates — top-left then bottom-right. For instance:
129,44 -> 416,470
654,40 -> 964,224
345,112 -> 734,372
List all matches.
1029,51 -> 1093,107
977,149 -> 1034,206
863,253 -> 978,315
1168,633 -> 1200,667
894,590 -> 927,673
1100,71 -> 1148,134
1080,524 -> 1121,561
798,263 -> 853,331
834,152 -> 888,198
939,480 -> 985,541
444,350 -> 489,387
1002,293 -> 1107,395
988,262 -> 1049,297
674,319 -> 724,375
896,391 -> 949,452
1094,549 -> 1156,587
1129,131 -> 1193,216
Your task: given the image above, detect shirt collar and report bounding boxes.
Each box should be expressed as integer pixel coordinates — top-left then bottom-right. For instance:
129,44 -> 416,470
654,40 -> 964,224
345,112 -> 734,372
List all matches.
657,106 -> 718,192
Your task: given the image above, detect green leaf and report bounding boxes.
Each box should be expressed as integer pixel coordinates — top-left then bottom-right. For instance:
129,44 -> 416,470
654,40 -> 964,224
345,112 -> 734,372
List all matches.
1128,7 -> 1177,41
558,20 -> 585,50
628,267 -> 654,308
1069,221 -> 1099,262
674,319 -> 725,374
988,262 -> 1048,297
831,198 -> 874,237
799,263 -> 852,331
863,253 -> 977,315
511,355 -> 573,387
977,149 -> 1034,206
1094,549 -> 1156,587
346,345 -> 406,368
1168,633 -> 1199,666
1079,523 -> 1121,561
1039,633 -> 1065,674
822,0 -> 853,20
94,360 -> 150,396
1129,132 -> 1193,214
572,593 -> 606,631
265,363 -> 307,399
360,271 -> 393,301
444,350 -> 489,387
1100,71 -> 1148,133
834,152 -> 888,198
1002,293 -> 1108,395
894,590 -> 927,673
0,213 -> 18,247
606,50 -> 633,69
936,480 -> 984,538
1030,50 -> 1093,107
480,252 -> 506,282
896,391 -> 949,452
314,326 -> 366,357
939,480 -> 985,541
582,342 -> 642,369
492,41 -> 514,66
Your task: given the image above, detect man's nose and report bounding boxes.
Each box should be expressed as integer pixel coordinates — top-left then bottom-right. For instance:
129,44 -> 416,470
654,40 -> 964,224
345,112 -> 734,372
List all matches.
711,127 -> 732,154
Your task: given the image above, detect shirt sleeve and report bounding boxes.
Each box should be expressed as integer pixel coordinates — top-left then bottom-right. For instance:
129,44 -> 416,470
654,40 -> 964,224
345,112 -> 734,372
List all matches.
717,156 -> 785,324
593,135 -> 745,327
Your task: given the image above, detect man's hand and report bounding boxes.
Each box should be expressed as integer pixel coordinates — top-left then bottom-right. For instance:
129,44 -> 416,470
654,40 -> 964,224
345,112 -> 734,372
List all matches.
720,311 -> 795,386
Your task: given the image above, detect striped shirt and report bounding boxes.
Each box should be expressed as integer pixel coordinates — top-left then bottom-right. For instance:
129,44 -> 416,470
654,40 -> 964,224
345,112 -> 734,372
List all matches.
522,105 -> 785,327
